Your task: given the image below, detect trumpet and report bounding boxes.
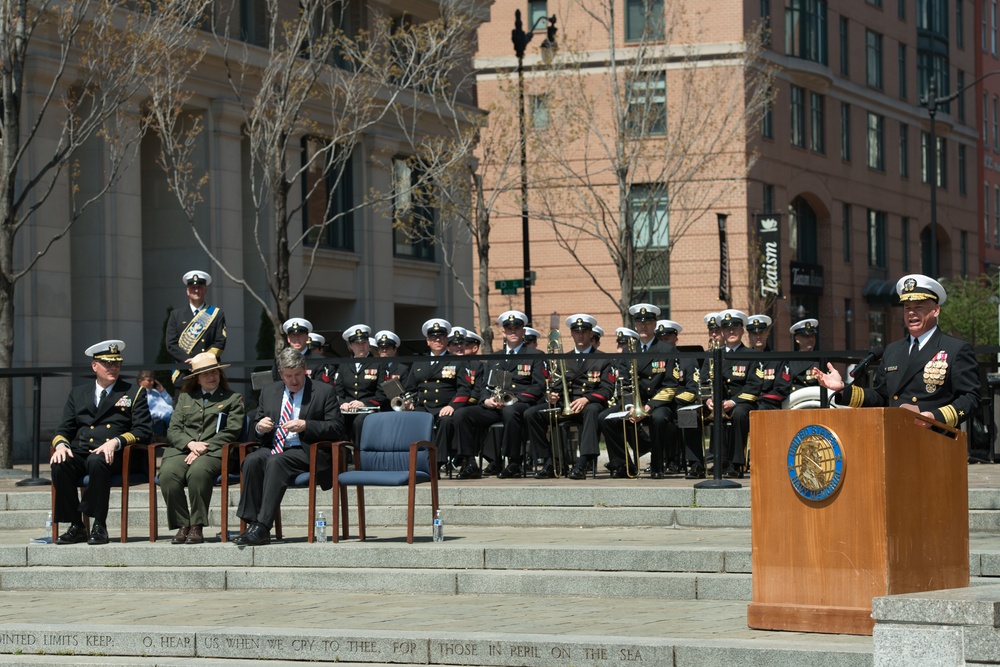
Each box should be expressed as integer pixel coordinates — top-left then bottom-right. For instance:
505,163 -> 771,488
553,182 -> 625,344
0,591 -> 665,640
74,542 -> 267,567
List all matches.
390,393 -> 416,411
486,368 -> 516,407
382,378 -> 416,411
342,405 -> 380,415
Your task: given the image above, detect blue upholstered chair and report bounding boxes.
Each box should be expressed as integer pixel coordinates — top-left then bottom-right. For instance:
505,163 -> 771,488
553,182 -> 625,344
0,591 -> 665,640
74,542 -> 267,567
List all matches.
330,411 -> 437,544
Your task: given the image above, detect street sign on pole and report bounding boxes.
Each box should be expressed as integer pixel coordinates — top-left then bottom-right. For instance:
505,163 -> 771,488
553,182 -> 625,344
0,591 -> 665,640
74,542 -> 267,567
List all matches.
494,279 -> 524,291
500,287 -> 518,295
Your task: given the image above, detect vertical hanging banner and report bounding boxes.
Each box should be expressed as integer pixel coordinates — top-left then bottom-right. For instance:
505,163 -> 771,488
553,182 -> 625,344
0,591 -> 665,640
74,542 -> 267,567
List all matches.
718,213 -> 730,302
755,213 -> 782,298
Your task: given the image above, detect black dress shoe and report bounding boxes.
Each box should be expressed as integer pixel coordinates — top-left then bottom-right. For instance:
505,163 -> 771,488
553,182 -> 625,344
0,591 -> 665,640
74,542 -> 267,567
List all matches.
685,465 -> 706,479
649,471 -> 664,480
723,465 -> 740,479
55,523 -> 89,545
609,467 -> 625,479
87,523 -> 109,545
457,462 -> 482,480
497,462 -> 522,479
234,523 -> 270,546
566,467 -> 588,480
482,461 -> 501,476
533,464 -> 555,479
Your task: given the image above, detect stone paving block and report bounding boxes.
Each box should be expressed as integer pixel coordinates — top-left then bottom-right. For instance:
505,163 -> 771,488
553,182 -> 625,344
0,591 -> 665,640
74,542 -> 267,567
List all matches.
962,624 -> 1000,662
0,547 -> 25,567
971,489 -> 1000,510
692,487 -> 750,508
2,493 -> 48,511
674,508 -> 750,528
26,543 -> 253,568
456,569 -> 698,599
446,506 -> 678,528
970,511 -> 1000,533
979,552 -> 1000,577
197,629 -> 427,663
251,544 -> 484,570
695,572 -> 752,600
674,640 -> 874,667
872,585 -> 1000,625
872,622 -> 962,667
0,567 -> 226,591
223,567 -> 457,594
0,624 -> 196,658
426,633 -> 674,666
723,548 -> 752,573
483,545 -> 723,573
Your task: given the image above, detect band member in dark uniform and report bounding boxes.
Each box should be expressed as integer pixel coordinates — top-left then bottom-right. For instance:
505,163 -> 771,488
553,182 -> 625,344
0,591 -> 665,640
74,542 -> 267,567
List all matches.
787,318 -> 821,391
336,323 -> 382,443
165,270 -> 227,387
50,340 -> 151,545
815,274 -> 980,428
373,330 -> 410,407
401,318 -> 473,466
525,314 -> 613,479
453,311 -> 545,479
700,309 -> 760,478
274,318 -> 335,385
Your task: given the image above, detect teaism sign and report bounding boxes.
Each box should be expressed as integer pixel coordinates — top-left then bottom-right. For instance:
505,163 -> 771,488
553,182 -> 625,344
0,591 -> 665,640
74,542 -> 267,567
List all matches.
755,214 -> 781,299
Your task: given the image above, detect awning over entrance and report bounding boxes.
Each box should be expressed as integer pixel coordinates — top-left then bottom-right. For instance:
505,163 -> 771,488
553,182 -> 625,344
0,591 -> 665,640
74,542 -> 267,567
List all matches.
862,279 -> 897,305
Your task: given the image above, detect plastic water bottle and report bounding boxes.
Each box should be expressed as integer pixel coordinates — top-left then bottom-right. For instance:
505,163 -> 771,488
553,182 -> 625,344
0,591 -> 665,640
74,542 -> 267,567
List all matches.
315,511 -> 327,543
432,509 -> 443,542
44,511 -> 52,534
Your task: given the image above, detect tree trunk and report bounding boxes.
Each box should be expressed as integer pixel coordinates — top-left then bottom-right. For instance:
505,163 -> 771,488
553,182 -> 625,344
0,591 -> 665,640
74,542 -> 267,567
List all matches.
474,174 -> 493,352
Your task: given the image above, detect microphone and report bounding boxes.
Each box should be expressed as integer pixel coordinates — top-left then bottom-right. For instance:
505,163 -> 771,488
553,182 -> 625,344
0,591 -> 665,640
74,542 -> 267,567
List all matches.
849,345 -> 884,379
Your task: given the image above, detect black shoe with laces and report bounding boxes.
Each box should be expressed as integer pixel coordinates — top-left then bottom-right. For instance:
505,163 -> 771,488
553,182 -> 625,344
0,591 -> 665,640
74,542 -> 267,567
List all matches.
55,523 -> 89,545
87,522 -> 109,545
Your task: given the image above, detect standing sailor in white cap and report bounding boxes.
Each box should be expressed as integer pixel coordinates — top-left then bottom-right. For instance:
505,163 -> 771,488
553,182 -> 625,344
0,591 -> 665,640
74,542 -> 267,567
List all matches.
166,270 -> 227,387
815,274 -> 980,427
275,318 -> 334,385
50,340 -> 151,545
336,324 -> 382,443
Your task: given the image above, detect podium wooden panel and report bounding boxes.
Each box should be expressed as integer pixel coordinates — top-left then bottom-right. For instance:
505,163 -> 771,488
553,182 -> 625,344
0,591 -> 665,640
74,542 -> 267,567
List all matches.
748,407 -> 969,635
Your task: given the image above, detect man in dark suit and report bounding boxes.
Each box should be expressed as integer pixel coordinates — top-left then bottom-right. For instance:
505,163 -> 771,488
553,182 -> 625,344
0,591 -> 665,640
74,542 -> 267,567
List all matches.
525,314 -> 613,479
165,270 -> 227,386
815,274 -> 981,427
453,310 -> 546,479
234,347 -> 344,546
50,340 -> 151,545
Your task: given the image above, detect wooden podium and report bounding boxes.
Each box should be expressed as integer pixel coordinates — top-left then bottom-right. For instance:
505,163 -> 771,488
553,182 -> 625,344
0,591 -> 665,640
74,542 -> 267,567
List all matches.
748,407 -> 969,636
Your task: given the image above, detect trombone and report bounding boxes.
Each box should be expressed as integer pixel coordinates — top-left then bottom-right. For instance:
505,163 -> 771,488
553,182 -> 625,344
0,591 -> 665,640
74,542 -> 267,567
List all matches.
618,337 -> 647,478
544,326 -> 574,477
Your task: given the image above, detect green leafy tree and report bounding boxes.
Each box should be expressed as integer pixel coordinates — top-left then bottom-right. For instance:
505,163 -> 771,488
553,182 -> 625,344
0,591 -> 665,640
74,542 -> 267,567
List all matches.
939,274 -> 999,349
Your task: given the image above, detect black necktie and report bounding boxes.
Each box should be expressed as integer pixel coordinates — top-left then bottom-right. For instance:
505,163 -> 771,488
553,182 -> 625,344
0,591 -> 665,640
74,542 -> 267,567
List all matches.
97,388 -> 108,407
909,338 -> 920,360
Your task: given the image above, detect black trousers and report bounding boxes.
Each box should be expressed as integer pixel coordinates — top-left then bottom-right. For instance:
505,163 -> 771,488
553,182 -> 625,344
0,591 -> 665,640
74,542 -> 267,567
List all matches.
51,449 -> 124,524
237,446 -> 322,529
525,401 -> 604,461
413,406 -> 460,460
601,405 -> 674,471
453,402 -> 531,460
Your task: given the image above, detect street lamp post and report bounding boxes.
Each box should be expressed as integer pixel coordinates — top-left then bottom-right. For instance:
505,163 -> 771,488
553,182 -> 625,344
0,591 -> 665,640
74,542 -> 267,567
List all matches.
922,70 -> 1000,278
512,9 -> 557,326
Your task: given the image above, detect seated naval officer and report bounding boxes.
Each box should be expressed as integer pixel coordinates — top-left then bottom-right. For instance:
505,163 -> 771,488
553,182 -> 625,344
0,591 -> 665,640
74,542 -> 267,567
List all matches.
274,317 -> 335,385
336,324 -> 382,443
454,310 -> 545,480
652,318 -> 699,475
50,340 -> 151,545
814,274 -> 980,428
700,309 -> 760,479
523,327 -> 541,350
401,318 -> 473,468
787,318 -> 821,391
524,314 -> 613,479
372,330 -> 410,408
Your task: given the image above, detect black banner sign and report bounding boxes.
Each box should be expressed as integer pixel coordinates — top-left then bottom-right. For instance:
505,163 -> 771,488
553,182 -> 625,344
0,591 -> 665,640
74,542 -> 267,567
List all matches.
755,213 -> 781,299
718,213 -> 729,302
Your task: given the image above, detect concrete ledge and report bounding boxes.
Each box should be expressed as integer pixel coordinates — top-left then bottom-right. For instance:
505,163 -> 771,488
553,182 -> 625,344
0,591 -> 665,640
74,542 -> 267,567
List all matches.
694,573 -> 752,600
674,508 -> 750,528
224,567 -> 458,594
27,543 -> 253,568
0,546 -> 26,567
872,586 -> 1000,626
0,623 -> 875,666
455,569 -> 699,599
722,548 -> 751,574
251,544 -> 485,569
483,546 -> 725,573
0,567 -> 227,591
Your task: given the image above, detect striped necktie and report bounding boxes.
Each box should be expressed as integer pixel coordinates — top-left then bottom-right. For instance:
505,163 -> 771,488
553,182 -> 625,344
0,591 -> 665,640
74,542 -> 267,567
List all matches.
271,391 -> 295,455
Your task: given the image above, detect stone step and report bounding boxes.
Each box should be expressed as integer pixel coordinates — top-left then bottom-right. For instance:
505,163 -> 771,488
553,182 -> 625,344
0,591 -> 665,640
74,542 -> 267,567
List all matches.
0,590 -> 875,667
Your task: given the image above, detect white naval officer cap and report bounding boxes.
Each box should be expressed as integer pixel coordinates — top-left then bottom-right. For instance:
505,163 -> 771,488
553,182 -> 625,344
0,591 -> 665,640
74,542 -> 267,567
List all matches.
896,274 -> 947,304
183,270 -> 211,286
282,318 -> 312,335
